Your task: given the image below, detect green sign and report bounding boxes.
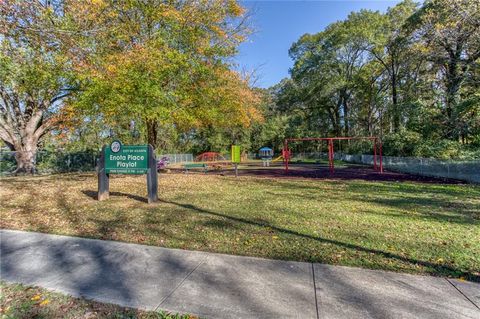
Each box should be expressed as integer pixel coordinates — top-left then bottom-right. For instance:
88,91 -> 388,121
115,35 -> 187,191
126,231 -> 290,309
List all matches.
231,145 -> 241,163
105,141 -> 148,174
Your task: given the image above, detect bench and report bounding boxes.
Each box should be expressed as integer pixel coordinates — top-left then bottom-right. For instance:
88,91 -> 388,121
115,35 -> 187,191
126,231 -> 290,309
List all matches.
183,163 -> 208,173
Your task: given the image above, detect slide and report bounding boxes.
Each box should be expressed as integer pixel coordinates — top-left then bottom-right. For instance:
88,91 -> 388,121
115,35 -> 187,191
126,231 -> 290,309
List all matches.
272,155 -> 284,162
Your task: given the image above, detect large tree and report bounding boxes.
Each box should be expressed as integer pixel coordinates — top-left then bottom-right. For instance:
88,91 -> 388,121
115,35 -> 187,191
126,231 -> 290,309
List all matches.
411,0 -> 480,139
70,0 -> 260,148
0,0 -> 75,174
349,1 -> 419,132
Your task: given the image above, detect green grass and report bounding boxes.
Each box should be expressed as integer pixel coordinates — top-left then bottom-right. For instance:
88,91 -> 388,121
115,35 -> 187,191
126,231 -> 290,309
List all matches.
1,173 -> 479,281
0,281 -> 196,319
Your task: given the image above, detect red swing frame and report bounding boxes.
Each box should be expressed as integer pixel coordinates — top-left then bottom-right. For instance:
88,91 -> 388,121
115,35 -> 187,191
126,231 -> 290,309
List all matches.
282,137 -> 383,174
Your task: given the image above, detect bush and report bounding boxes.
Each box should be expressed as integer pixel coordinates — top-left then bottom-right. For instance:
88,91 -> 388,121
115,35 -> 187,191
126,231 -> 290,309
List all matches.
382,131 -> 422,157
381,131 -> 479,160
36,150 -> 98,173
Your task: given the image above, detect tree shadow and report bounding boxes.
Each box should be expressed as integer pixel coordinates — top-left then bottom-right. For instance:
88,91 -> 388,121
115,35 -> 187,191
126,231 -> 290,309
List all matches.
355,196 -> 479,225
82,190 -> 148,203
159,199 -> 480,282
246,178 -> 479,225
0,234 -> 134,306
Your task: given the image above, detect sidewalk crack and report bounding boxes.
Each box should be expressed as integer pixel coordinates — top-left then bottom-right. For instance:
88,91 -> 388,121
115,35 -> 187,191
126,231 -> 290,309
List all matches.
155,255 -> 208,311
445,278 -> 480,310
312,263 -> 320,319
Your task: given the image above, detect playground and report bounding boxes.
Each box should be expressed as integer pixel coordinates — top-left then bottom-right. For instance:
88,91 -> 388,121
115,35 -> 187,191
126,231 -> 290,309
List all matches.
171,160 -> 464,184
165,137 -> 466,184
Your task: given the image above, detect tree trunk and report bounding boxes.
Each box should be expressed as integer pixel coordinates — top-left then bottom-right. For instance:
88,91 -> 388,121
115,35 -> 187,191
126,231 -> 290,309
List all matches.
391,69 -> 400,133
342,93 -> 349,136
445,59 -> 462,140
146,119 -> 158,147
13,137 -> 39,175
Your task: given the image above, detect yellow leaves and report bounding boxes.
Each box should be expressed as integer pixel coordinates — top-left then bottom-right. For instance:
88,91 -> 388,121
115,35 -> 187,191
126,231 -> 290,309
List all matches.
226,0 -> 245,17
106,64 -> 118,75
159,7 -> 185,23
30,294 -> 50,306
39,299 -> 50,306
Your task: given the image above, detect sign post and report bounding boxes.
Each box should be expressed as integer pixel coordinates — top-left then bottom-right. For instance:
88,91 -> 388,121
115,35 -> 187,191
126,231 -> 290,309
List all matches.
231,145 -> 241,177
98,141 -> 158,203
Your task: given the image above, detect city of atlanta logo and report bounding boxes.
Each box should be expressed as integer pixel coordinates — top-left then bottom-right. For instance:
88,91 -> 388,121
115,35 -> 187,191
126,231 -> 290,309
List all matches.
110,140 -> 122,153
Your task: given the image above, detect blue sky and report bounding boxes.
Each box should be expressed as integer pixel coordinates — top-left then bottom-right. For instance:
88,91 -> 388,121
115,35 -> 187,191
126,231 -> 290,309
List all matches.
235,0 -> 402,88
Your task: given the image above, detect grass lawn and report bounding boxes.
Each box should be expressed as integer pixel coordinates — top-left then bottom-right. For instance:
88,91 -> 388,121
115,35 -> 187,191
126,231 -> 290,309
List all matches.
1,172 -> 479,281
0,281 -> 196,319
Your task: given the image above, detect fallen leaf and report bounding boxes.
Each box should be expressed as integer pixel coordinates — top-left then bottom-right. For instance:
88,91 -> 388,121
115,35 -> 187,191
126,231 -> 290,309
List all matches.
39,299 -> 50,306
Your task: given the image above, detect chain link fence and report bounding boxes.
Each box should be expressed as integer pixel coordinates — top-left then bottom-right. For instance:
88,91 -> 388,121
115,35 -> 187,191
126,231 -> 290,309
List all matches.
335,153 -> 480,183
158,153 -> 194,164
0,150 -> 197,175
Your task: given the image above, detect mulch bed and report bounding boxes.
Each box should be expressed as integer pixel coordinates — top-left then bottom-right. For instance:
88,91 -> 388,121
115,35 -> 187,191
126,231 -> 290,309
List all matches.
169,162 -> 465,184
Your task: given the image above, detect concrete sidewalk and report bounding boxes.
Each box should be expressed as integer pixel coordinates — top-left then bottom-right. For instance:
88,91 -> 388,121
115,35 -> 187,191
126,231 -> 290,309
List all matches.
1,229 -> 479,319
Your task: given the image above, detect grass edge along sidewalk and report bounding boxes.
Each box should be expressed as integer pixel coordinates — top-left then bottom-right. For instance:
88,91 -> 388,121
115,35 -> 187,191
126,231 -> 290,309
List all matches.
0,281 -> 197,319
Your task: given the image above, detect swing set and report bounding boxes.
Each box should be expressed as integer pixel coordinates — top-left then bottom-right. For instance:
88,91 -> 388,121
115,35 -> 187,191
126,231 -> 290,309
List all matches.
282,137 -> 383,174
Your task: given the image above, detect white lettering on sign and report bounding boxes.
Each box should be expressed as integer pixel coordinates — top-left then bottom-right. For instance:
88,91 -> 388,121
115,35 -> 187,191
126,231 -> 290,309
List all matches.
116,162 -> 138,168
110,155 -> 126,161
127,154 -> 145,161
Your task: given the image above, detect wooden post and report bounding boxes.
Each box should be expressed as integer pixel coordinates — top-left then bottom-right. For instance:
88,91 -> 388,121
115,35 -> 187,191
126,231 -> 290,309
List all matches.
147,144 -> 158,203
98,146 -> 109,201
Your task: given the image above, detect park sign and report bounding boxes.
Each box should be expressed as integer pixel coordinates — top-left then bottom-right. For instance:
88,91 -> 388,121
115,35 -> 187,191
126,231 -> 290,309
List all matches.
98,141 -> 158,203
105,141 -> 148,174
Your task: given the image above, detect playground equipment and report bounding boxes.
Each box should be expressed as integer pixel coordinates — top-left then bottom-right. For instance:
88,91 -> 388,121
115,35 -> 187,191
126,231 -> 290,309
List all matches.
283,137 -> 383,174
195,152 -> 226,162
156,156 -> 170,171
259,147 -> 274,167
184,163 -> 208,173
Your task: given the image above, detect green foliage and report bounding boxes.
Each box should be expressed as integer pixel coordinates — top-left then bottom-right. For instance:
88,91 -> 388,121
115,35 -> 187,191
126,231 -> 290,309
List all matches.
67,0 -> 260,148
266,0 -> 480,159
382,131 -> 422,157
382,132 -> 480,159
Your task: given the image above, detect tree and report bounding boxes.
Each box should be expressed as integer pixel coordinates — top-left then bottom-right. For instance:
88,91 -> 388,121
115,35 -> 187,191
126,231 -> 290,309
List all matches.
411,0 -> 480,139
349,1 -> 419,132
264,0 -> 479,158
0,1 -> 75,174
289,17 -> 367,136
70,0 -> 260,148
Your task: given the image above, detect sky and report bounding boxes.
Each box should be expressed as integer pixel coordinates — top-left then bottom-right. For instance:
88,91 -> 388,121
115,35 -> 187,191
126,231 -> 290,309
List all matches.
235,0 -> 402,88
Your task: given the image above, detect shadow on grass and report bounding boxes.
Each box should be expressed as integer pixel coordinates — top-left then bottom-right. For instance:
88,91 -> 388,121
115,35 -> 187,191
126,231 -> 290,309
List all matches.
159,199 -> 480,282
356,196 -> 479,224
82,190 -> 148,203
249,178 -> 479,225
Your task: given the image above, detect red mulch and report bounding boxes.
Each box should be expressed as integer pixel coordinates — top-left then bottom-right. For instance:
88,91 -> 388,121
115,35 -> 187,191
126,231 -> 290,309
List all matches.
170,162 -> 465,184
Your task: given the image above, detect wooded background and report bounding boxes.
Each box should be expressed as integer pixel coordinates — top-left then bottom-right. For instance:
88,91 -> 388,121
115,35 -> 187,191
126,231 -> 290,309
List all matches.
1,0 -> 479,174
